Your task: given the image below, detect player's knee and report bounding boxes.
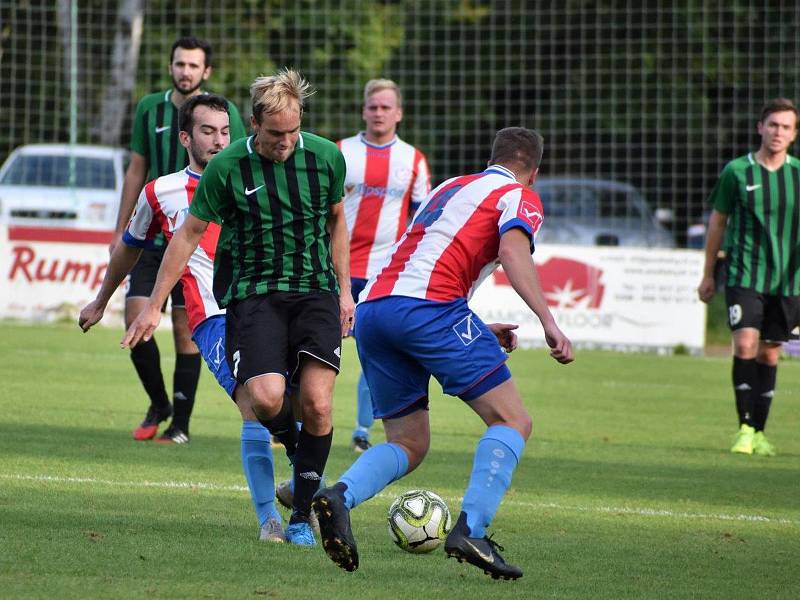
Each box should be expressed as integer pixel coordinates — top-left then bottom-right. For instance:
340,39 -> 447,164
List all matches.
247,381 -> 285,418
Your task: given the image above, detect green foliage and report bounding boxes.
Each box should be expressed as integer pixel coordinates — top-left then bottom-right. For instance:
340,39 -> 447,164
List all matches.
1,323 -> 799,598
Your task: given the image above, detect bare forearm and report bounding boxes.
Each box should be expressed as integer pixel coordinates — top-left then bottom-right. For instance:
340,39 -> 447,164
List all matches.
329,211 -> 352,296
500,247 -> 556,329
148,228 -> 201,310
703,210 -> 728,279
96,244 -> 142,306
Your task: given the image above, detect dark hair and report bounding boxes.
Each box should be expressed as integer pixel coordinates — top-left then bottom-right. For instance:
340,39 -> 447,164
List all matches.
489,127 -> 544,171
171,36 -> 213,67
759,97 -> 799,124
179,94 -> 229,133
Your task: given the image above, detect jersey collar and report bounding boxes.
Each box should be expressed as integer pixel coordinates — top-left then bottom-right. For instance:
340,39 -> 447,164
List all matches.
184,167 -> 202,180
359,132 -> 398,149
483,164 -> 516,180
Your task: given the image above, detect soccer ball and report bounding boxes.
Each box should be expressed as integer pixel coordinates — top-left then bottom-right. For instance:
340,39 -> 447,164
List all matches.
387,489 -> 452,553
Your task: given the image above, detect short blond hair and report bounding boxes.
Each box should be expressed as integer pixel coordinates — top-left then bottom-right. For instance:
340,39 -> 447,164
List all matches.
251,68 -> 314,123
363,78 -> 402,106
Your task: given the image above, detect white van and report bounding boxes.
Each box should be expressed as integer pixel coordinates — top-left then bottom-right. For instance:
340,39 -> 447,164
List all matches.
0,144 -> 127,230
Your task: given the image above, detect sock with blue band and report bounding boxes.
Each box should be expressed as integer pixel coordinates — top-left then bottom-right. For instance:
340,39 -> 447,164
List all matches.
339,442 -> 409,509
461,424 -> 525,538
240,420 -> 277,526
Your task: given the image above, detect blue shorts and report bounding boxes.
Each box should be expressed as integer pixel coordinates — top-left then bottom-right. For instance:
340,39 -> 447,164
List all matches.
192,314 -> 237,399
354,296 -> 511,419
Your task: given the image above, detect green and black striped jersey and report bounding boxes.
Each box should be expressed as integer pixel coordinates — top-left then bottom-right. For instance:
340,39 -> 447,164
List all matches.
710,153 -> 800,295
130,89 -> 247,181
190,132 -> 347,305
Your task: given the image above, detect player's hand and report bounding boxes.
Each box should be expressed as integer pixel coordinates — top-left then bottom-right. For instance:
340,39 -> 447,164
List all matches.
78,299 -> 105,332
121,304 -> 162,348
488,322 -> 519,352
543,322 -> 574,364
108,231 -> 123,256
697,276 -> 716,304
339,293 -> 356,338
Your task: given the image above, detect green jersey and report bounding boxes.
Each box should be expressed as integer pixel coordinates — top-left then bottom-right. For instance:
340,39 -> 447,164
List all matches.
190,132 -> 347,306
130,89 -> 247,181
710,153 -> 800,295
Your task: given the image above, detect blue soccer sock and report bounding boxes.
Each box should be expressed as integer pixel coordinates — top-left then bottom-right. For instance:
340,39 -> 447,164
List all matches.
353,373 -> 374,439
461,425 -> 525,538
240,420 -> 278,527
339,442 -> 409,509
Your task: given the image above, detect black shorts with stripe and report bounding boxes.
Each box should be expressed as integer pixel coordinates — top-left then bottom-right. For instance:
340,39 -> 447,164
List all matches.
225,291 -> 341,385
725,286 -> 800,343
126,246 -> 185,310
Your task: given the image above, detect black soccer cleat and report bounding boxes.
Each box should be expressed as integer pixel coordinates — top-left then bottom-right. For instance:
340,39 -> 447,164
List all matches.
444,512 -> 523,581
312,483 -> 359,572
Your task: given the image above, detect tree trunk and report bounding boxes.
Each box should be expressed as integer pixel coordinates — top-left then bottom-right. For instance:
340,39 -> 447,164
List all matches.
97,0 -> 144,146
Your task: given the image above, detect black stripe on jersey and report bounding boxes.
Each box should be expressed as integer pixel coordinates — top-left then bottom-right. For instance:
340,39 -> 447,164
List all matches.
240,156 -> 266,297
155,103 -> 166,177
167,106 -> 180,173
283,158 -> 307,293
789,168 -> 800,294
324,162 -> 338,290
760,166 -> 774,292
746,166 -> 760,290
304,152 -> 326,286
261,160 -> 286,284
213,175 -> 237,304
776,168 -> 787,292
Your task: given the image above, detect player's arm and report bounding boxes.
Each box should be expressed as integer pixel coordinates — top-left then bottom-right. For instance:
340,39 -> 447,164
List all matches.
122,214 -> 209,348
111,152 -> 148,253
327,201 -> 355,336
498,228 -> 573,364
698,209 -> 728,303
78,242 -> 142,332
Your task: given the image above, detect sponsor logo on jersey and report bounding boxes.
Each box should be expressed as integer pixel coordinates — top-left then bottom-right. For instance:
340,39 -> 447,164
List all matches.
155,125 -> 170,134
518,200 -> 543,232
350,182 -> 407,200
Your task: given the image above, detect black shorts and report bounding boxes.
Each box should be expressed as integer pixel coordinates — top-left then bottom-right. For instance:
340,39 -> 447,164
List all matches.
126,246 -> 185,310
225,291 -> 341,385
725,287 -> 800,343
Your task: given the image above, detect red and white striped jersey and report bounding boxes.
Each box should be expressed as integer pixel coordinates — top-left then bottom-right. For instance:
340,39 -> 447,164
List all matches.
123,167 -> 223,331
338,133 -> 430,279
362,165 -> 544,303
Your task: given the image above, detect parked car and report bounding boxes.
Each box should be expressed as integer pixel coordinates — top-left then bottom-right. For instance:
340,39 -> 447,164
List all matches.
532,177 -> 675,247
0,144 -> 127,229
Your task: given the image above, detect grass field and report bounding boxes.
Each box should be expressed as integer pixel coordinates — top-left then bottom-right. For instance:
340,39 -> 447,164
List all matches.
1,322 -> 798,599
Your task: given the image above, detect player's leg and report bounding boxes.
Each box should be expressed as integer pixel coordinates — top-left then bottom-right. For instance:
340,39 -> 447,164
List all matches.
156,285 -> 200,443
440,374 -> 526,580
283,291 -> 341,545
227,296 -> 298,456
192,314 -> 282,540
349,277 -> 374,452
126,249 -> 171,440
751,295 -> 798,456
727,287 -> 764,454
314,297 -> 430,571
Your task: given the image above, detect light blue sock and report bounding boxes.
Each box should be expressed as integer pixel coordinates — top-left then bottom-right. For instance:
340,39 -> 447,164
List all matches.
461,425 -> 525,538
353,373 -> 374,440
241,420 -> 278,527
339,442 -> 409,509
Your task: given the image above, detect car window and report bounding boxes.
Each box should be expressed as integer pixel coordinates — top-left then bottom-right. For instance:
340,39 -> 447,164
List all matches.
537,185 -> 643,219
0,155 -> 117,190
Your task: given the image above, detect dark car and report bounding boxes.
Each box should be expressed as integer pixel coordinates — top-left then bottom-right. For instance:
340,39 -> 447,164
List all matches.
532,177 -> 675,247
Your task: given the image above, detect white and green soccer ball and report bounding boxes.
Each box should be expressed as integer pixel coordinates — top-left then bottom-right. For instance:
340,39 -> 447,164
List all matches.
387,489 -> 452,553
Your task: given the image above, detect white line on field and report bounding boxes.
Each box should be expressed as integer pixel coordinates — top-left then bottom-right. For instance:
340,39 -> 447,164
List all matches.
3,472 -> 796,526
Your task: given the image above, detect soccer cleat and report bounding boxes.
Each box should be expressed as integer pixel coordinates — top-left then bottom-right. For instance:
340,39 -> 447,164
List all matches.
351,436 -> 372,453
730,424 -> 755,455
259,516 -> 285,543
153,425 -> 189,445
444,512 -> 523,581
284,519 -> 316,546
132,404 -> 172,441
275,478 -> 320,535
312,483 -> 359,572
752,431 -> 776,456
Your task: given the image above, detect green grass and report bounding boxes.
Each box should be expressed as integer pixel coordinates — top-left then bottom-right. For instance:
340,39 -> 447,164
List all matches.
1,322 -> 798,599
